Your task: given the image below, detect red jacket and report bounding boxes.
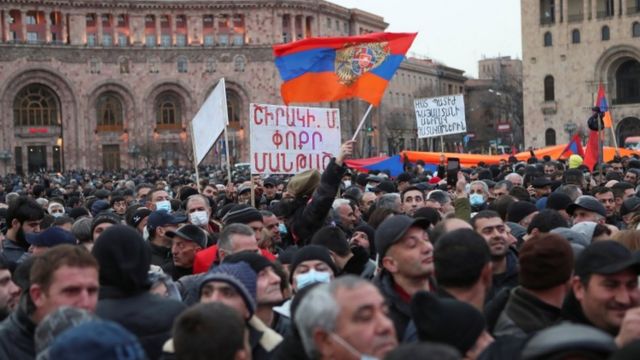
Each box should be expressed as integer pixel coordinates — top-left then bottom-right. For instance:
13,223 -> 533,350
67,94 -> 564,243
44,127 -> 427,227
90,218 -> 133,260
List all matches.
193,245 -> 276,274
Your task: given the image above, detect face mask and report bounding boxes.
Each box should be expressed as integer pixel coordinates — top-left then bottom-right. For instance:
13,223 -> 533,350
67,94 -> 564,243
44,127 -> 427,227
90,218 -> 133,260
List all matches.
155,200 -> 172,213
51,212 -> 65,218
190,211 -> 209,226
330,333 -> 379,360
278,223 -> 288,235
365,184 -> 374,192
470,193 -> 485,206
295,269 -> 331,290
343,180 -> 352,188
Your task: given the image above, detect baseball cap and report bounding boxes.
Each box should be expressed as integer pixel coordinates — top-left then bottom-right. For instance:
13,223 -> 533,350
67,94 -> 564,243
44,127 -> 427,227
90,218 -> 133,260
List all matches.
566,195 -> 607,218
147,210 -> 187,231
165,224 -> 207,248
372,180 -> 396,194
26,227 -> 76,247
375,215 -> 430,258
575,240 -> 640,279
531,177 -> 553,188
621,197 -> 640,217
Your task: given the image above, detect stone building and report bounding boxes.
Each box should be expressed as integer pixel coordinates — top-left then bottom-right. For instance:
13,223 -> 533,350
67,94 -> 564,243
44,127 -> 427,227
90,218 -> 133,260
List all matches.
0,0 -> 465,174
521,0 -> 640,149
465,56 -> 524,153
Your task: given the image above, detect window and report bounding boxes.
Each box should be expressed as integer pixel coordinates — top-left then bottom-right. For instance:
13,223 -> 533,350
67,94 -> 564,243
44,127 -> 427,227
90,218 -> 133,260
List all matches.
102,144 -> 120,171
616,60 -> 640,104
544,31 -> 553,47
571,29 -> 580,43
205,57 -> 216,73
145,35 -> 156,47
602,26 -> 610,41
149,57 -> 159,73
219,34 -> 229,45
13,84 -> 59,126
156,92 -> 182,128
26,32 -> 38,44
545,128 -> 556,146
89,57 -> 100,74
204,35 -> 214,46
26,13 -> 37,25
226,90 -> 241,124
87,34 -> 96,46
540,0 -> 556,24
96,92 -> 124,131
118,33 -> 128,46
233,34 -> 244,45
176,35 -> 186,47
119,57 -> 129,74
633,22 -> 640,37
234,55 -> 245,72
327,17 -> 331,28
117,14 -> 127,27
161,35 -> 171,47
203,15 -> 214,27
544,75 -> 555,101
102,34 -> 112,47
177,56 -> 188,73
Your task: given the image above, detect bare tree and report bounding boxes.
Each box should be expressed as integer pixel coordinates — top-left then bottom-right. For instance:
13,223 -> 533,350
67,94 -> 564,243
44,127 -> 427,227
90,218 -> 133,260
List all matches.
138,139 -> 159,168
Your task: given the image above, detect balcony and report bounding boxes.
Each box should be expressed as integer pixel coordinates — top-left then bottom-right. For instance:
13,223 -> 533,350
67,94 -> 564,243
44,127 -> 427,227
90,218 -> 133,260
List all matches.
568,13 -> 584,22
596,10 -> 615,19
628,6 -> 640,15
540,101 -> 557,115
540,17 -> 555,25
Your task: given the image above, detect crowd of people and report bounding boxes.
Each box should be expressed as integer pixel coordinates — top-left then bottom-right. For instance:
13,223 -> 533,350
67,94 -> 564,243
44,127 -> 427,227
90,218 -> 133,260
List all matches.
1,140 -> 640,359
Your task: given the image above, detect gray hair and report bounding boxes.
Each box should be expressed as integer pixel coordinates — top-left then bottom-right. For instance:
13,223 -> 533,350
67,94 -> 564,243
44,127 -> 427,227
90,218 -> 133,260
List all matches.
469,180 -> 489,195
186,194 -> 211,211
494,180 -> 513,191
377,193 -> 401,212
505,173 -> 523,184
426,190 -> 450,205
218,223 -> 254,254
71,217 -> 93,243
295,276 -> 370,359
332,198 -> 351,212
557,184 -> 583,202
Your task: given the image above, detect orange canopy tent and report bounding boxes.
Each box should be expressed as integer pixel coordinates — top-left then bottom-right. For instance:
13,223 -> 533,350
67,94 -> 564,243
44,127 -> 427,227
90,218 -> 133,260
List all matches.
401,145 -> 640,168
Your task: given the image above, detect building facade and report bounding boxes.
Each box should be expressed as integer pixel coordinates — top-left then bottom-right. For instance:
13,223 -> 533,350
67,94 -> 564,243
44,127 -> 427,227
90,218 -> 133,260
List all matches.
521,0 -> 640,149
465,56 -> 524,153
0,0 -> 465,175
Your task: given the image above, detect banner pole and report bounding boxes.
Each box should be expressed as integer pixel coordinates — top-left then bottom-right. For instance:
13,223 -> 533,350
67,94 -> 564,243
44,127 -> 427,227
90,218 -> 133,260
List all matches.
250,173 -> 256,208
351,104 -> 374,141
190,124 -> 201,193
223,126 -> 232,184
440,136 -> 444,153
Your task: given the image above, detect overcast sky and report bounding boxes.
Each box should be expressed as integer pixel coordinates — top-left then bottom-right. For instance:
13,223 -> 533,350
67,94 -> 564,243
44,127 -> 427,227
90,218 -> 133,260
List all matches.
332,0 -> 522,78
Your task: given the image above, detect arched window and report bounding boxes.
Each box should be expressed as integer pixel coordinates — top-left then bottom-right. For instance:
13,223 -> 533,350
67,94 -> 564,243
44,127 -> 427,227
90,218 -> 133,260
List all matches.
205,56 -> 216,73
233,55 -> 246,72
544,75 -> 555,101
118,57 -> 129,74
545,128 -> 556,146
571,29 -> 581,43
96,92 -> 124,131
601,26 -> 610,41
156,91 -> 182,129
13,84 -> 59,126
177,56 -> 188,73
616,60 -> 640,104
226,89 -> 241,126
543,32 -> 553,46
633,22 -> 640,37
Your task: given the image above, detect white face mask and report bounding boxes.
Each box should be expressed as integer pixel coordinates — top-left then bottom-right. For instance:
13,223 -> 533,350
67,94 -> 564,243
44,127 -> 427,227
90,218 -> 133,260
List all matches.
51,211 -> 65,218
155,200 -> 172,213
190,211 -> 209,226
343,180 -> 352,188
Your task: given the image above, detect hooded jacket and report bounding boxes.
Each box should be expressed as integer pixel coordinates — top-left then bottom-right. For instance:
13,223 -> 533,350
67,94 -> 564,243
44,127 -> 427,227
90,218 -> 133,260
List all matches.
93,225 -> 185,360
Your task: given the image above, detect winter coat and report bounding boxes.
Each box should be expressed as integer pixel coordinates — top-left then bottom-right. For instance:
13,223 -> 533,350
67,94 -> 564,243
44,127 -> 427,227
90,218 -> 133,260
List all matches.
373,270 -> 413,341
0,300 -> 36,360
493,286 -> 564,337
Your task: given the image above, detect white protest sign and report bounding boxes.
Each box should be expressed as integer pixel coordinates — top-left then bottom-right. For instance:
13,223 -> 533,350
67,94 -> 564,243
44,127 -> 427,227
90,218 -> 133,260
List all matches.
250,103 -> 341,174
414,94 -> 466,138
191,78 -> 228,165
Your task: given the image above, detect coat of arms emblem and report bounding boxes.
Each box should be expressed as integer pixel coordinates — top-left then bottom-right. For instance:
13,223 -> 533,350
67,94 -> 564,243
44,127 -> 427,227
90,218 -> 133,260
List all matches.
335,42 -> 390,85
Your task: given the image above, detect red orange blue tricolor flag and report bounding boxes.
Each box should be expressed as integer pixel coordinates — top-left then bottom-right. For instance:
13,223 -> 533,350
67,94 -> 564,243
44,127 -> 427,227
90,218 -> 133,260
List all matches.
273,32 -> 417,106
559,133 -> 585,158
595,83 -> 613,128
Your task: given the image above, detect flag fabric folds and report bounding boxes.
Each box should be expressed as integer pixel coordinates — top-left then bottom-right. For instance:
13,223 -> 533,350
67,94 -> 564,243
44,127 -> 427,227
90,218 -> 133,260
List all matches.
584,131 -> 601,171
273,32 -> 417,106
559,134 -> 585,158
595,83 -> 613,128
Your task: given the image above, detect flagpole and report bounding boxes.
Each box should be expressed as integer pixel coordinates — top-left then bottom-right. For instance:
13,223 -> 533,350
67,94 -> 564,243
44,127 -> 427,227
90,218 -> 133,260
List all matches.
190,124 -> 202,194
351,104 -> 374,141
223,126 -> 232,184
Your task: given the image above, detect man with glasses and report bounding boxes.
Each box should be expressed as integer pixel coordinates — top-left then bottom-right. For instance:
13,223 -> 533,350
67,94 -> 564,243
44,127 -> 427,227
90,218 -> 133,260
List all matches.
471,210 -> 519,301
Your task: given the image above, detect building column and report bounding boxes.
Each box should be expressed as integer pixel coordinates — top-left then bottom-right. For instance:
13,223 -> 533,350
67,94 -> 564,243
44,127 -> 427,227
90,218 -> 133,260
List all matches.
155,14 -> 160,45
61,13 -> 68,44
97,13 -> 103,45
621,0 -> 628,15
584,0 -> 591,19
20,10 -> 26,42
3,11 -> 10,42
171,15 -> 176,45
45,10 -> 51,43
112,12 -> 118,45
591,0 -> 597,19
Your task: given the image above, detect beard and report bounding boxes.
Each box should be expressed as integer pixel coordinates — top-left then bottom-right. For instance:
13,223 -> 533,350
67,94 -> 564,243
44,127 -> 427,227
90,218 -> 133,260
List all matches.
15,226 -> 29,251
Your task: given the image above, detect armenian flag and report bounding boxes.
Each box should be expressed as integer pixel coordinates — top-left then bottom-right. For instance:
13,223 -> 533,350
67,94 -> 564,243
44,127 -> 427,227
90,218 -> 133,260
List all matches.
559,133 -> 585,158
273,32 -> 417,106
595,83 -> 613,128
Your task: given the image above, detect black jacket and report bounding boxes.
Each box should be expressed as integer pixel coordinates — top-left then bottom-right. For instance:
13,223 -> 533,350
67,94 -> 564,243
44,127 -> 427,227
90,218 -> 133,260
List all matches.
373,270 -> 412,341
97,288 -> 186,360
0,299 -> 36,360
286,159 -> 347,245
494,286 -> 563,337
486,249 -> 519,303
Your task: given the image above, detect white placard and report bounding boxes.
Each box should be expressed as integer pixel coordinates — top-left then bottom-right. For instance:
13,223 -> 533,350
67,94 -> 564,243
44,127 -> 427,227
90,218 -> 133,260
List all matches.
191,78 -> 228,165
414,94 -> 466,138
250,103 -> 341,174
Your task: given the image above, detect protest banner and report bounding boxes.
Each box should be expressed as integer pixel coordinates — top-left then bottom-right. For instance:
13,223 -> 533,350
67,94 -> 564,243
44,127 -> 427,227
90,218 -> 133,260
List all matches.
414,94 -> 466,138
250,103 -> 341,174
191,78 -> 228,165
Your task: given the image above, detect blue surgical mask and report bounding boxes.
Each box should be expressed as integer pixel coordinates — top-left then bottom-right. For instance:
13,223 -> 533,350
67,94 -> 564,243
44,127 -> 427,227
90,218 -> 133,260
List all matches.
470,193 -> 485,206
295,269 -> 331,290
156,200 -> 172,213
278,223 -> 288,235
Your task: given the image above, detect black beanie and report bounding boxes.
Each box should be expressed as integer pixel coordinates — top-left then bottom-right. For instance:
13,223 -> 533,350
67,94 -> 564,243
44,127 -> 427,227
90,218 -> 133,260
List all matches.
289,245 -> 338,282
547,192 -> 573,211
222,204 -> 263,225
411,291 -> 486,355
352,223 -> 376,257
224,251 -> 274,273
506,201 -> 538,224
